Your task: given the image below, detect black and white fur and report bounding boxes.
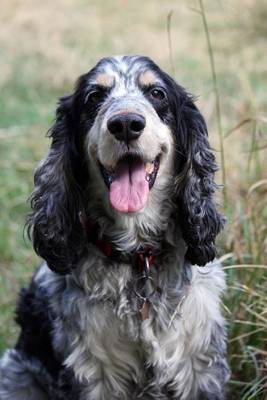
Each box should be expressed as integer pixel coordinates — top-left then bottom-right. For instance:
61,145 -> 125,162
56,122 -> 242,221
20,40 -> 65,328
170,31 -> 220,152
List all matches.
0,55 -> 229,400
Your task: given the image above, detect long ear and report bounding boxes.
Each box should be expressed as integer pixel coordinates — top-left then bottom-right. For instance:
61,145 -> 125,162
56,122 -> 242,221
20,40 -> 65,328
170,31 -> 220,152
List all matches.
27,95 -> 87,274
174,92 -> 225,266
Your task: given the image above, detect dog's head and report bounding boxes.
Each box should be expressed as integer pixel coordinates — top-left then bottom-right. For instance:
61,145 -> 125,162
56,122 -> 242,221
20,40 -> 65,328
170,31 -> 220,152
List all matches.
28,56 -> 224,273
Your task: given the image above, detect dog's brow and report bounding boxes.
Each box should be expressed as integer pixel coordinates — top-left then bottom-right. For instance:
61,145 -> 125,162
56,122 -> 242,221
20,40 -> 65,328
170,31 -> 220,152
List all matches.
139,70 -> 158,86
95,73 -> 114,87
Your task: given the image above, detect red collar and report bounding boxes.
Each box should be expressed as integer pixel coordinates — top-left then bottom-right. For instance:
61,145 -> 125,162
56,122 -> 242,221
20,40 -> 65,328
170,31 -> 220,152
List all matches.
79,211 -> 161,321
79,212 -> 157,269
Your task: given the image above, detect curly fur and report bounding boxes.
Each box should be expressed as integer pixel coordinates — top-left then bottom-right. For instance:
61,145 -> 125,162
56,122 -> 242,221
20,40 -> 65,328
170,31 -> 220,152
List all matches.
0,55 -> 229,400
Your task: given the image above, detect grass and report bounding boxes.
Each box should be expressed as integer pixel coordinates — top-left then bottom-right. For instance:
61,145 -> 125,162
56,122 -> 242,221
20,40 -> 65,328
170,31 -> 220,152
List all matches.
0,0 -> 266,398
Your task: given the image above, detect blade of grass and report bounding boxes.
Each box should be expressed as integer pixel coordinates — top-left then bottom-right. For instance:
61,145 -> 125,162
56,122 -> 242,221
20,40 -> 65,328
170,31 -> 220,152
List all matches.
198,0 -> 227,207
229,327 -> 265,343
223,265 -> 267,271
167,10 -> 175,77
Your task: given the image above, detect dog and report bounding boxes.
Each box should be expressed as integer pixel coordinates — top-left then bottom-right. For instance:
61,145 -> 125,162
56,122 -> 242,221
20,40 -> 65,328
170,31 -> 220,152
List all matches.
0,55 -> 230,400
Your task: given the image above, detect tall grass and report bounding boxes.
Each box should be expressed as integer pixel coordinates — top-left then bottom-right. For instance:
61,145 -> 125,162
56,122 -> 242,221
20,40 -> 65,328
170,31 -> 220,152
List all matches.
198,0 -> 227,207
195,1 -> 267,398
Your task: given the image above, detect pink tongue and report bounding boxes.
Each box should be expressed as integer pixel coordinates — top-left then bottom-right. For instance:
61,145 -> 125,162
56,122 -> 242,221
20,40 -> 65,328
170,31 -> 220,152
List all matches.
110,159 -> 149,213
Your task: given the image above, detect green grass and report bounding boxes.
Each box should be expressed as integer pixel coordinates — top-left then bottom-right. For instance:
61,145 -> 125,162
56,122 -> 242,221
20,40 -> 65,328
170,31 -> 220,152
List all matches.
0,1 -> 266,398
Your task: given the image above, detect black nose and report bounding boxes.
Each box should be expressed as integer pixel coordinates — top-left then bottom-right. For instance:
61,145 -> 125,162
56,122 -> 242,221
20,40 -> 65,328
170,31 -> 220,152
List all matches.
107,113 -> 146,142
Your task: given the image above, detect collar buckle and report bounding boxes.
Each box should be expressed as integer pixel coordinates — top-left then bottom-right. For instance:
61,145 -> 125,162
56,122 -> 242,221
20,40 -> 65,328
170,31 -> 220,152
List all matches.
136,248 -> 156,269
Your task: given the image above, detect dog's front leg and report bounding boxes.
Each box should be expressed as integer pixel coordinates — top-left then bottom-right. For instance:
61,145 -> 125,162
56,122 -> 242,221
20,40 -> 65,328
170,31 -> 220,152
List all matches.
63,327 -> 142,400
169,333 -> 230,400
193,355 -> 230,400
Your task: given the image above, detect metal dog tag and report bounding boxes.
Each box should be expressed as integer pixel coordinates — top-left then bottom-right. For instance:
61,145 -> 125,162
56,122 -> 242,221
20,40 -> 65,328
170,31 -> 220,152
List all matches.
140,300 -> 150,320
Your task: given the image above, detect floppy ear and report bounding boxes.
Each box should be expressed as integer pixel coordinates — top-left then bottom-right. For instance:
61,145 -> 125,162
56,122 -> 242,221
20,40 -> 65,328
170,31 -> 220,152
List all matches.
173,89 -> 225,266
27,95 -> 87,274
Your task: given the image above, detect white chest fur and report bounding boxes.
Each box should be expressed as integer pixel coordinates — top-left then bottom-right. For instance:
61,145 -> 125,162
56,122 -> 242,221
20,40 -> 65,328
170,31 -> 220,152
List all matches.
37,255 -> 226,400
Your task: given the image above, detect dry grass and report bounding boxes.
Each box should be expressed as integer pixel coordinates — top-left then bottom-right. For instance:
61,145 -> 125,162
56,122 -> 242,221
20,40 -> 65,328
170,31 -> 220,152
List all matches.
0,0 -> 266,398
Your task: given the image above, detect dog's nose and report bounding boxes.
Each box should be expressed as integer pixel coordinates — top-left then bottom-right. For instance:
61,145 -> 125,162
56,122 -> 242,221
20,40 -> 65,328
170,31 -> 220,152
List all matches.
107,113 -> 146,142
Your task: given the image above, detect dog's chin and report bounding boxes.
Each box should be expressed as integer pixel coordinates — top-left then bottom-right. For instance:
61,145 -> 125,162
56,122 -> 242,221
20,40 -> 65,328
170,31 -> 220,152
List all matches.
99,154 -> 160,214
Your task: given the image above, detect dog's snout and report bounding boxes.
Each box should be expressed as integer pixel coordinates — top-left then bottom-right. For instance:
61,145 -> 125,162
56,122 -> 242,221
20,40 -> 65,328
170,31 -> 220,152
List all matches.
107,113 -> 146,142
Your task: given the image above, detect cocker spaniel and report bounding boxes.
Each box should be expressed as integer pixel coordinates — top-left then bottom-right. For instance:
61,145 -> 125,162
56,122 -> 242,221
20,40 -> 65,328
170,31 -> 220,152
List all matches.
0,55 -> 230,400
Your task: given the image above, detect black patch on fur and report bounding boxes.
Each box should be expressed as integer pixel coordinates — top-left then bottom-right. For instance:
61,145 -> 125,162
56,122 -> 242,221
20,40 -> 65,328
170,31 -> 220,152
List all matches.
50,368 -> 81,400
141,58 -> 225,266
15,275 -> 61,379
26,94 -> 89,274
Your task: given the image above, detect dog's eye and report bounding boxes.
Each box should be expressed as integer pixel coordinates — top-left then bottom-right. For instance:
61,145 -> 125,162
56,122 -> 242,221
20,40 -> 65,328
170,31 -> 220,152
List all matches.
150,88 -> 166,101
86,90 -> 104,104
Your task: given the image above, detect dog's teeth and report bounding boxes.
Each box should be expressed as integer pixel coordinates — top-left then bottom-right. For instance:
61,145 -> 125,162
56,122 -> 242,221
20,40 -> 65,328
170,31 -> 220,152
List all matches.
145,173 -> 151,182
145,162 -> 154,174
108,175 -> 114,184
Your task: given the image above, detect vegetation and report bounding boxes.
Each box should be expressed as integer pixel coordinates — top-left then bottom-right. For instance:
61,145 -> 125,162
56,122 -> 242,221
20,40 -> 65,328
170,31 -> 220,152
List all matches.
0,1 -> 266,398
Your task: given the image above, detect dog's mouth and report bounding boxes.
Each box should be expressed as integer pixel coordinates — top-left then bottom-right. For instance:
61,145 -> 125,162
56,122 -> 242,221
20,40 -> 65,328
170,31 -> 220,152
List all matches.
99,154 -> 160,213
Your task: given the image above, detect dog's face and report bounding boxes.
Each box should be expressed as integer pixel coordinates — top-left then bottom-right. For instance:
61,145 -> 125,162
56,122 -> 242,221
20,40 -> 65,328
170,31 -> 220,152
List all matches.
73,56 -> 175,215
85,56 -> 174,214
28,55 -> 225,273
